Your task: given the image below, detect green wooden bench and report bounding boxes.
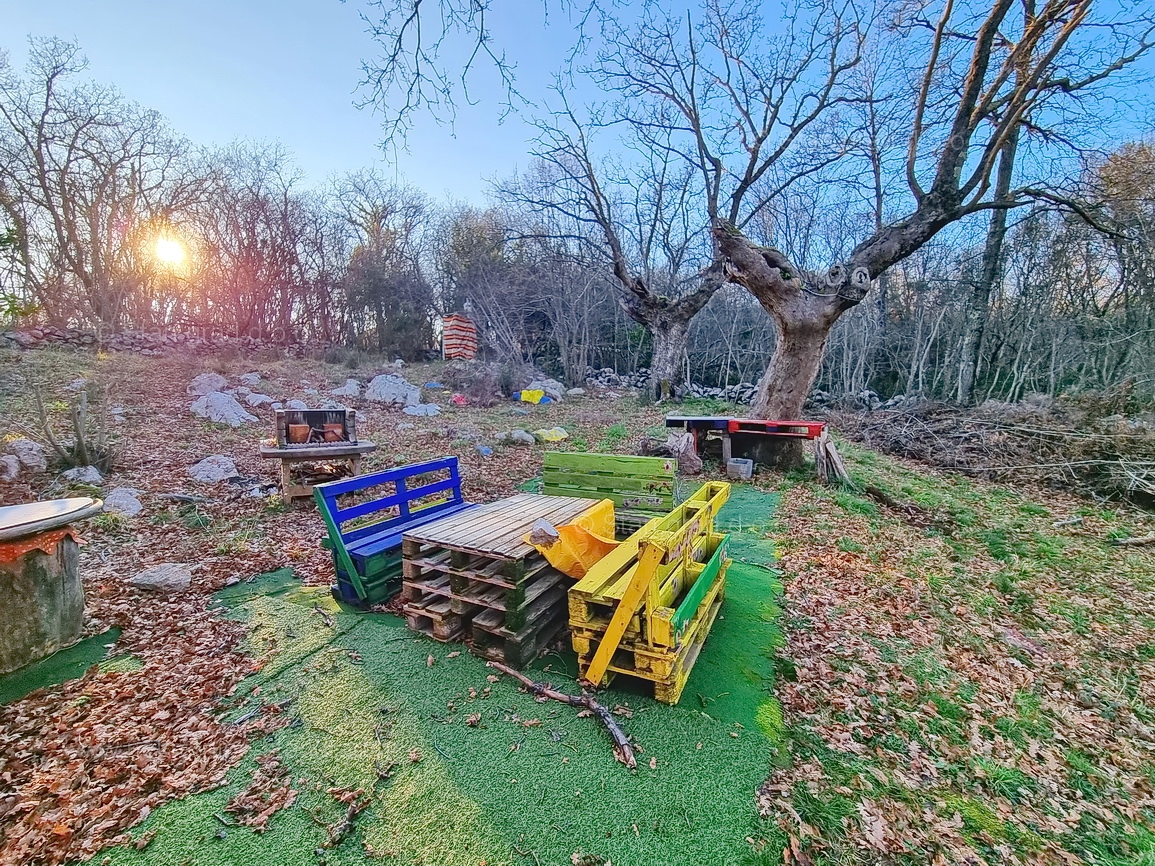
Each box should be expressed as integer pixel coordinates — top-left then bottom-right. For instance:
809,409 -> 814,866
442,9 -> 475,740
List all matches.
541,452 -> 676,533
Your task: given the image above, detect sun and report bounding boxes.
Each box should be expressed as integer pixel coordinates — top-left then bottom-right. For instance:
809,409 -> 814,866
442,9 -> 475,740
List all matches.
155,237 -> 186,265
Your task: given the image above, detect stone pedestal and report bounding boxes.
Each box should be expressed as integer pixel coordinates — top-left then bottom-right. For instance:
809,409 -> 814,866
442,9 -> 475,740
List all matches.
0,536 -> 84,674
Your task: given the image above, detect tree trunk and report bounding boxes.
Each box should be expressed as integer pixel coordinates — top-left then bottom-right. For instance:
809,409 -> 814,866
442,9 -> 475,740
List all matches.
648,319 -> 690,401
957,130 -> 1018,404
712,223 -> 863,469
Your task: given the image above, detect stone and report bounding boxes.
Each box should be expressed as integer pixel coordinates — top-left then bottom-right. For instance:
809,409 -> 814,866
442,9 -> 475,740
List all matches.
240,372 -> 262,387
566,388 -> 586,397
284,399 -> 308,410
526,378 -> 565,401
509,429 -> 536,446
131,563 -> 192,593
189,392 -> 258,427
365,374 -> 421,407
246,393 -> 275,407
67,377 -> 88,391
188,455 -> 239,483
396,422 -> 415,431
103,487 -> 143,517
187,372 -> 229,396
0,455 -> 20,482
304,388 -> 319,396
331,378 -> 361,398
62,465 -> 103,484
403,404 -> 440,416
6,438 -> 47,473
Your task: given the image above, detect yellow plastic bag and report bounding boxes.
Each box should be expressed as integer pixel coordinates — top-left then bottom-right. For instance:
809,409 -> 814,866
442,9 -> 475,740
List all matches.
523,499 -> 619,579
532,427 -> 568,442
519,389 -> 546,404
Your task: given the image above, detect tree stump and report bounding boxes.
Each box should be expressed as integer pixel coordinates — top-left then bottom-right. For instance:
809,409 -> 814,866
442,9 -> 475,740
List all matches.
0,536 -> 84,674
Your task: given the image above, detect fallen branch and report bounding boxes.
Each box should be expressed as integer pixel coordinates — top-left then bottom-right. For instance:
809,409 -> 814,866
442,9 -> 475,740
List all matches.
1111,533 -> 1155,546
1051,516 -> 1084,528
486,661 -> 637,769
313,603 -> 334,628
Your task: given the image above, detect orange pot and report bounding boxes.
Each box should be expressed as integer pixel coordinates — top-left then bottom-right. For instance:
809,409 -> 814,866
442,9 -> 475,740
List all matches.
287,424 -> 311,444
323,423 -> 345,442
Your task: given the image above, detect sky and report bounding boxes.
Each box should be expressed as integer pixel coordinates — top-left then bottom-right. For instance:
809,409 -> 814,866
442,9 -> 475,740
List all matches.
3,0 -> 571,202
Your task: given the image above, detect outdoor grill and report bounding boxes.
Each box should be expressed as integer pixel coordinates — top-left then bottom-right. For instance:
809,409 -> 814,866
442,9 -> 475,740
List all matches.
273,408 -> 358,448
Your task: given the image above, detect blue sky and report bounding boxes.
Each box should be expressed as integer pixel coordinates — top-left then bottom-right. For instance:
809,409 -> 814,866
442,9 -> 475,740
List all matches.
3,0 -> 571,202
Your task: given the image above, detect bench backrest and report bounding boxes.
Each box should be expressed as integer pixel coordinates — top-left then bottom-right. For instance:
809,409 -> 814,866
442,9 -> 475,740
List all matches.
314,456 -> 466,544
542,452 -> 676,515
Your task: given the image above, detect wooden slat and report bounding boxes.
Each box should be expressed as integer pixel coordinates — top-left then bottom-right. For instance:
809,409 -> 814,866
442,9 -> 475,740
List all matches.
543,452 -> 676,475
404,494 -> 596,559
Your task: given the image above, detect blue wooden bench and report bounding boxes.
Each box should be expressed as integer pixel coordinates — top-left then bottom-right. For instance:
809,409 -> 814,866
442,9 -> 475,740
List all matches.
314,456 -> 476,606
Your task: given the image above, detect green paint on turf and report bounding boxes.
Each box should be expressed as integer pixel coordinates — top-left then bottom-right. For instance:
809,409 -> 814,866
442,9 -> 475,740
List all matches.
102,488 -> 784,865
0,627 -> 122,705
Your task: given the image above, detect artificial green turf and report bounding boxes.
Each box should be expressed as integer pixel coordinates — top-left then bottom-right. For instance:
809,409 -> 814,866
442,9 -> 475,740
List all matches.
101,489 -> 784,866
0,627 -> 121,706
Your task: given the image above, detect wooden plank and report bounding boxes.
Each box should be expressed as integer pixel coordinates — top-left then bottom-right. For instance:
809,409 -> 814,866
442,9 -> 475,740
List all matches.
542,470 -> 675,494
544,452 -> 676,475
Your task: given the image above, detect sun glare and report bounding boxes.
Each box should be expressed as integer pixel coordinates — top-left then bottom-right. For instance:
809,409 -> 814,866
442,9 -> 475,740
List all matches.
155,237 -> 185,265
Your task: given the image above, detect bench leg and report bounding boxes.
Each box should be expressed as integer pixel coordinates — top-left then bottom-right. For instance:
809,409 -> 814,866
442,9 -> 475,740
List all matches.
721,433 -> 732,465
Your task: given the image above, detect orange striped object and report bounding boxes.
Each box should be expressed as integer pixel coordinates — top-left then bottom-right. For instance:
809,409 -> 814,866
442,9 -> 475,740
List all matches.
442,315 -> 478,360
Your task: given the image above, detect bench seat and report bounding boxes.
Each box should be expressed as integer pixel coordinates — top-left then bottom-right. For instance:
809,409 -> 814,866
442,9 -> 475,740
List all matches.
314,457 -> 473,606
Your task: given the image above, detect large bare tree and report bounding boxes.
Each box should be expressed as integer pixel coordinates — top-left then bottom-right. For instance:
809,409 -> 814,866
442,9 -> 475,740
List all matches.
359,0 -> 1154,435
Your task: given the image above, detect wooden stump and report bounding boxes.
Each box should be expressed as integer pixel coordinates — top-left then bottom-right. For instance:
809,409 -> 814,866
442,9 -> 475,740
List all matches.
0,536 -> 84,674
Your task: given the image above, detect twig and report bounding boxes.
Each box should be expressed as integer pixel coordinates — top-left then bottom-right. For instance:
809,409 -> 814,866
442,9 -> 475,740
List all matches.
1111,533 -> 1155,546
313,604 -> 334,628
486,661 -> 637,769
1051,516 -> 1084,528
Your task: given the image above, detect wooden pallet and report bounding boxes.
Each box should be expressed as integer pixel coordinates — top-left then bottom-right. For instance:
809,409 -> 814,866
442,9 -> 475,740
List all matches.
566,481 -> 732,704
574,561 -> 727,704
543,452 -> 676,530
399,494 -> 600,666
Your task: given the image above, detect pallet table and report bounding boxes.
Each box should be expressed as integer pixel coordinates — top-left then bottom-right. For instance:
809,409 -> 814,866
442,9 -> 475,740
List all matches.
259,442 -> 376,503
401,493 -> 601,667
665,415 -> 825,463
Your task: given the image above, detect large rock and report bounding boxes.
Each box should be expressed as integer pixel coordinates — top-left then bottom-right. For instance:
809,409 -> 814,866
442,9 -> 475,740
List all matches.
497,429 -> 536,446
331,378 -> 361,398
526,378 -> 565,401
62,465 -> 104,484
187,372 -> 228,396
131,563 -> 192,593
0,455 -> 20,482
365,374 -> 421,407
566,387 -> 586,397
188,455 -> 238,483
103,487 -> 143,517
403,403 -> 440,416
6,439 -> 46,473
246,393 -> 275,407
190,392 -> 258,427
239,372 -> 262,387
283,399 -> 308,410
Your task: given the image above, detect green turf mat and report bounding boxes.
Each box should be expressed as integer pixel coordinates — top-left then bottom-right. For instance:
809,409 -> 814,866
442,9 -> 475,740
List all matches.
0,627 -> 122,705
102,487 -> 784,866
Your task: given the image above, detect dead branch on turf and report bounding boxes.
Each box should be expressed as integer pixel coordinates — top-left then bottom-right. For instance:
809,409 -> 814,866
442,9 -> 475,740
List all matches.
486,661 -> 637,769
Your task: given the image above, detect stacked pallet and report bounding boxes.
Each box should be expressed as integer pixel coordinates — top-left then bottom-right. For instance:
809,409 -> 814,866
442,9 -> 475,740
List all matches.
568,481 -> 732,704
400,494 -> 596,667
